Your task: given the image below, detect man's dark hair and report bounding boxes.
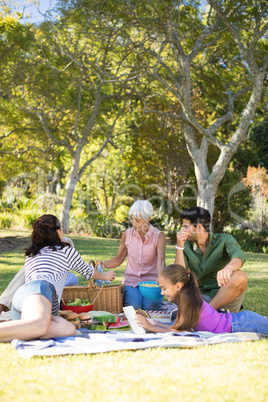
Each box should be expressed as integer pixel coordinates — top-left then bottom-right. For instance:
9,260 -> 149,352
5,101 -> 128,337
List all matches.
180,207 -> 211,232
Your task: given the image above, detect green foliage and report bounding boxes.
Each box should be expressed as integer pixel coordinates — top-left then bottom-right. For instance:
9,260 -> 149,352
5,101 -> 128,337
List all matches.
213,169 -> 251,232
225,227 -> 268,254
0,211 -> 13,228
19,210 -> 40,230
250,117 -> 268,170
69,209 -> 92,234
114,205 -> 129,224
89,213 -> 123,238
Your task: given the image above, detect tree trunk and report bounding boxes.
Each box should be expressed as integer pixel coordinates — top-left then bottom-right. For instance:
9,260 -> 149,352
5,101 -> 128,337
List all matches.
61,174 -> 79,234
60,148 -> 82,233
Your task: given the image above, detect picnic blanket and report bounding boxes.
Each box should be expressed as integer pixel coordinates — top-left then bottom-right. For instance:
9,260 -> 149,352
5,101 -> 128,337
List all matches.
12,330 -> 262,358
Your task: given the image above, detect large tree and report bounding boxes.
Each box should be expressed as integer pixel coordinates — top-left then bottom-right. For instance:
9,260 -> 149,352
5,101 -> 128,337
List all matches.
116,0 -> 268,222
1,2 -> 138,232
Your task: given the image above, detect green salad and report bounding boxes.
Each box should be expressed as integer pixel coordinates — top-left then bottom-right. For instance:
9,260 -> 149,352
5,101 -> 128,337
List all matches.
66,298 -> 92,306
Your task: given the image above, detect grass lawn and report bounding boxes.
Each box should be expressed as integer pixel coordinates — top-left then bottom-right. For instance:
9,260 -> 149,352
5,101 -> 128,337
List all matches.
0,230 -> 267,402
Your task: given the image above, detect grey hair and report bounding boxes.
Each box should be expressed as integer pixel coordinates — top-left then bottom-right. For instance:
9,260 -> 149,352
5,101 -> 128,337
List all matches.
128,200 -> 154,221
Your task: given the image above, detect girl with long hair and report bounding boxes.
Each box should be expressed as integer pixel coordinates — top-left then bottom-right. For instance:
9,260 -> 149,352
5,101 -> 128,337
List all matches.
0,214 -> 116,342
136,264 -> 268,335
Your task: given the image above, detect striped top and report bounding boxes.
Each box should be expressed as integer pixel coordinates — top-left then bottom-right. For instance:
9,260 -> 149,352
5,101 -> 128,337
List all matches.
25,246 -> 94,315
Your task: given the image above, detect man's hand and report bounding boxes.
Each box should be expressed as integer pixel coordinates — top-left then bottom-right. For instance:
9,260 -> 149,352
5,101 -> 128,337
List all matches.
176,228 -> 189,248
217,266 -> 233,287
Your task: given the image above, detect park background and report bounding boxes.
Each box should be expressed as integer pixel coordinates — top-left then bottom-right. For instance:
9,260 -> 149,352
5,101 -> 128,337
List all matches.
0,1 -> 267,401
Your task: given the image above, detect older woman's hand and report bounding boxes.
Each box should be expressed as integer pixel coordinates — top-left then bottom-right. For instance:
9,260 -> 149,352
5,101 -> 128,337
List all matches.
103,270 -> 116,282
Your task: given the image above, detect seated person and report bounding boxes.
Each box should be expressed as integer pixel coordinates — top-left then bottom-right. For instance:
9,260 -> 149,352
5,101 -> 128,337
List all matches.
175,206 -> 248,313
0,214 -> 115,342
101,200 -> 166,310
0,237 -> 78,314
136,265 -> 268,336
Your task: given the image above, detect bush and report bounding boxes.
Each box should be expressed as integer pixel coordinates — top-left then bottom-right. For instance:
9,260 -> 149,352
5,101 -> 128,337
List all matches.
89,213 -> 123,238
33,194 -> 63,211
114,205 -> 129,223
20,211 -> 40,230
69,210 -> 93,234
0,212 -> 14,228
225,227 -> 268,253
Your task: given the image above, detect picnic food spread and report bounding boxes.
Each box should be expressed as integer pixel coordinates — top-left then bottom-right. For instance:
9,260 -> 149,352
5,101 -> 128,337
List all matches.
139,283 -> 159,288
58,309 -> 131,330
66,298 -> 92,306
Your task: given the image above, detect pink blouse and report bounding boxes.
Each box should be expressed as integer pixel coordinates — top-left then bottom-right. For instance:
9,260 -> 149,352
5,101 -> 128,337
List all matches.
123,224 -> 161,287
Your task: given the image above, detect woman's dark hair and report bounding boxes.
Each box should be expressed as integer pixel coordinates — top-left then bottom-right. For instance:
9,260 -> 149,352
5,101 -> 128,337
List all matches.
160,264 -> 203,331
25,214 -> 69,257
180,207 -> 211,232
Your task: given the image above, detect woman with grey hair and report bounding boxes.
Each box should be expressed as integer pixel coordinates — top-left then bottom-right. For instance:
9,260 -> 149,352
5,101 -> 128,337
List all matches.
101,200 -> 166,310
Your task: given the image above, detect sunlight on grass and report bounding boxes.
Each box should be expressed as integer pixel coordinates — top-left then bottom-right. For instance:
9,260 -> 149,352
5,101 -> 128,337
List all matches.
0,232 -> 267,401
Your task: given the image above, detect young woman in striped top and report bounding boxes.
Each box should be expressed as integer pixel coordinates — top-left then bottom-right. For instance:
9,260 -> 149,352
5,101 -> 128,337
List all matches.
0,215 -> 116,342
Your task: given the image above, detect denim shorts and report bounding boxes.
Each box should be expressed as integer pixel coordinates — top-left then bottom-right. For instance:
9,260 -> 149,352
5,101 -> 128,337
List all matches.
231,310 -> 268,336
124,285 -> 164,310
11,280 -> 56,321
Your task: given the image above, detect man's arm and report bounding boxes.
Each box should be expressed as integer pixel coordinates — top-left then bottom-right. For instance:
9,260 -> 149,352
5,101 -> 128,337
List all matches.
174,228 -> 188,267
217,235 -> 245,287
217,257 -> 243,287
0,266 -> 26,312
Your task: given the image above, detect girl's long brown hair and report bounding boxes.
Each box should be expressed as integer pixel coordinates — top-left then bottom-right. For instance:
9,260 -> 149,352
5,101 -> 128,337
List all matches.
25,214 -> 69,257
160,264 -> 203,331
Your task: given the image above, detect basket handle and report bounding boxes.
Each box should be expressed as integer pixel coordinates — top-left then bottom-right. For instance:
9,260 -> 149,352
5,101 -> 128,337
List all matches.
88,260 -> 96,288
87,260 -> 105,288
87,259 -> 104,304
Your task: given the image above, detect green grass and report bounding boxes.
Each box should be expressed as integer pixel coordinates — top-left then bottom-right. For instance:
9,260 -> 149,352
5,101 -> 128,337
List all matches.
0,230 -> 267,402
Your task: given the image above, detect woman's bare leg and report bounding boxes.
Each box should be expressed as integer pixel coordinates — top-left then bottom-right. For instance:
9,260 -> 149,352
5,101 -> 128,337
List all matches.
0,294 -> 52,342
41,316 -> 76,339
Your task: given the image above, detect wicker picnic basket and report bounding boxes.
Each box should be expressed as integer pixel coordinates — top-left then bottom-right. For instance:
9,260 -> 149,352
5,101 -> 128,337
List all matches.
61,261 -> 124,314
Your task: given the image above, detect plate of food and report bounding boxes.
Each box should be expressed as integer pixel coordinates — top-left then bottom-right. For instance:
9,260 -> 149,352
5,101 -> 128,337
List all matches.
61,298 -> 94,313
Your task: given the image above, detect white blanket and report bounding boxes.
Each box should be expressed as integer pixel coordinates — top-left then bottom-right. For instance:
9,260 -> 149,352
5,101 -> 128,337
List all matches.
11,330 -> 262,358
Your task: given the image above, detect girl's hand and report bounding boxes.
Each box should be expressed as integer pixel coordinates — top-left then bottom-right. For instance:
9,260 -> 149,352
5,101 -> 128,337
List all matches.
103,271 -> 116,282
135,315 -> 156,331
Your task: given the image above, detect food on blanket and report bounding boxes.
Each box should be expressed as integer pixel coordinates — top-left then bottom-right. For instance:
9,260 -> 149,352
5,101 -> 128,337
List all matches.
86,323 -> 107,331
61,300 -> 94,313
64,311 -> 80,323
107,321 -> 131,330
89,311 -> 114,317
140,283 -> 159,288
136,309 -> 151,318
93,315 -> 117,323
66,298 -> 92,306
58,310 -> 73,317
79,312 -> 92,322
138,281 -> 162,301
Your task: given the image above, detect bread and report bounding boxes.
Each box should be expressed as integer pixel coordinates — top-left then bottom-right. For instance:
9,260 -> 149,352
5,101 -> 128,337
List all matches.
79,312 -> 91,321
58,310 -> 73,318
64,311 -> 80,323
